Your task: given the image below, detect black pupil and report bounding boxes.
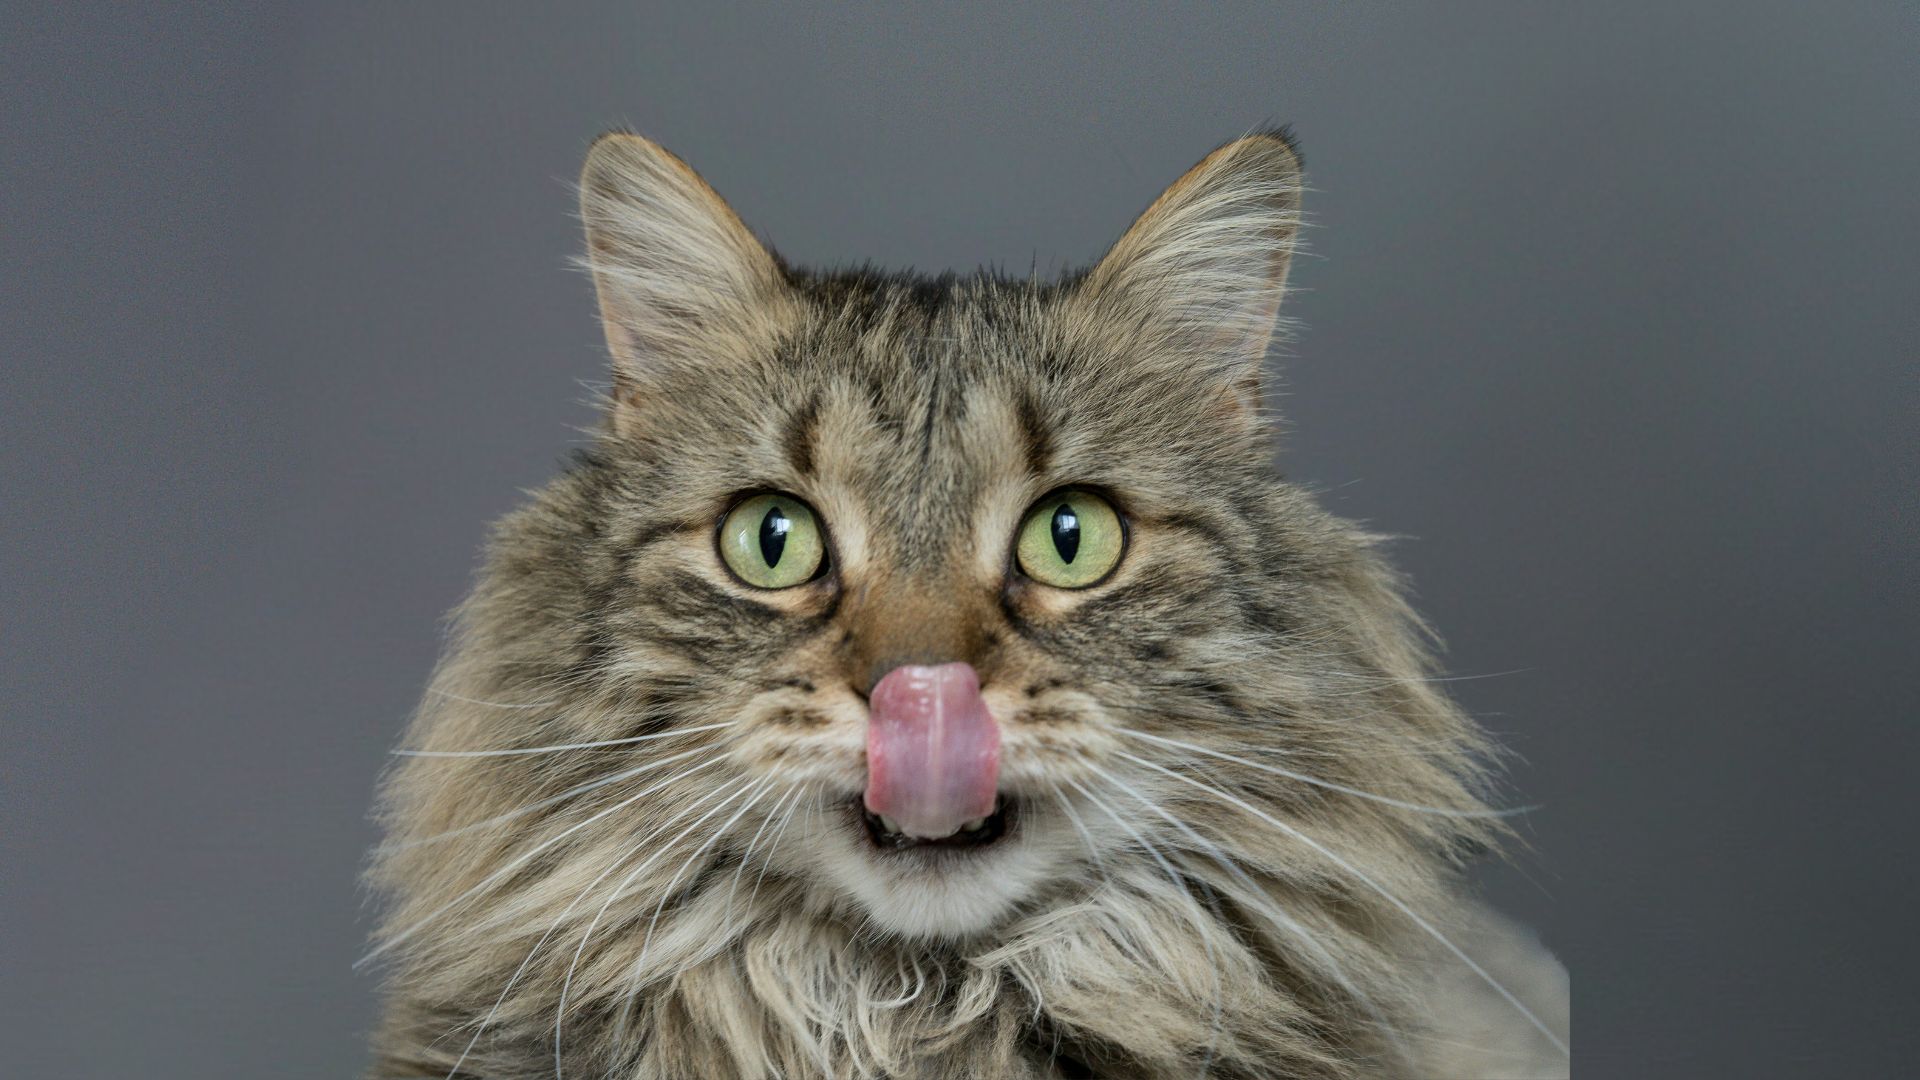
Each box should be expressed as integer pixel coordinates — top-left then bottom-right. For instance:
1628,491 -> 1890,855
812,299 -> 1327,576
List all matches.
1050,503 -> 1080,563
759,505 -> 792,567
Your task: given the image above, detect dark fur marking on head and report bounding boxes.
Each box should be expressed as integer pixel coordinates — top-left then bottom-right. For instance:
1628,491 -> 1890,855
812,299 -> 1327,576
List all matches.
1158,511 -> 1233,553
652,569 -> 783,624
1132,639 -> 1174,663
629,518 -> 699,552
1012,708 -> 1079,726
783,392 -> 820,477
996,588 -> 1041,643
792,585 -> 843,631
768,707 -> 828,729
1015,390 -> 1054,475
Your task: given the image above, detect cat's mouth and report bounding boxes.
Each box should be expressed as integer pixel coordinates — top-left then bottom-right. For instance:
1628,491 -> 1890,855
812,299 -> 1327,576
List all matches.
856,797 -> 1014,852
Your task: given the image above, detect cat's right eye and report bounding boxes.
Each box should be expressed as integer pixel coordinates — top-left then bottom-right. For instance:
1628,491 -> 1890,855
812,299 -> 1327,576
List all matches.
718,493 -> 827,589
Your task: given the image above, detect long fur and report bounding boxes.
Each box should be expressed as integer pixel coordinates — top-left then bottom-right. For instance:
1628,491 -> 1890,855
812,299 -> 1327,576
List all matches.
365,130 -> 1568,1079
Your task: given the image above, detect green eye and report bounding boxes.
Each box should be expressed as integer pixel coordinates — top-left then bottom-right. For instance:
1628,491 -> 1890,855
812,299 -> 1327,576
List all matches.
1016,491 -> 1125,588
719,493 -> 826,589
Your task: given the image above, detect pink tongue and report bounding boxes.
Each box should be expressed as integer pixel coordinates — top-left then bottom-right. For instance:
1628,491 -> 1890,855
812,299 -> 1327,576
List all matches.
864,662 -> 1001,839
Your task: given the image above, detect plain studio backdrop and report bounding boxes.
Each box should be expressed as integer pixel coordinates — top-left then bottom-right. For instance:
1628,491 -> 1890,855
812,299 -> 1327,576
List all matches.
5,3 -> 1916,1077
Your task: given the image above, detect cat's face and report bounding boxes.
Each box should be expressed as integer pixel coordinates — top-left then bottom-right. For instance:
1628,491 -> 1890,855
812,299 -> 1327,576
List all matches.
565,133 -> 1329,938
589,284 -> 1291,936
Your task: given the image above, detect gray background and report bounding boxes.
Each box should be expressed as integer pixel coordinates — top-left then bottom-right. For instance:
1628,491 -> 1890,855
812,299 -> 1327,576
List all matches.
5,2 -> 1916,1076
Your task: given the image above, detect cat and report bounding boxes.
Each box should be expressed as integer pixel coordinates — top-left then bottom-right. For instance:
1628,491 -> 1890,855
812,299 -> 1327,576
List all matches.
366,129 -> 1569,1079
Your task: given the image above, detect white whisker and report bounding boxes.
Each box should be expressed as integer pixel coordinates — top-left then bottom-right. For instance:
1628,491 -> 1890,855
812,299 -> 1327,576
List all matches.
1067,777 -> 1225,1075
1084,761 -> 1413,1064
745,785 -> 807,914
1114,726 -> 1529,819
1044,778 -> 1110,879
359,754 -> 728,967
722,782 -> 798,929
553,775 -> 765,1079
442,819 -> 670,1078
382,743 -> 716,853
394,720 -> 735,758
425,688 -> 558,709
1114,750 -> 1569,1058
626,779 -> 774,996
1319,667 -> 1529,686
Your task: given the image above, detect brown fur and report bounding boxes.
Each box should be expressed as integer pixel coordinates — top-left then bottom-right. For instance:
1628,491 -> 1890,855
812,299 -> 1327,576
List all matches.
366,131 -> 1568,1078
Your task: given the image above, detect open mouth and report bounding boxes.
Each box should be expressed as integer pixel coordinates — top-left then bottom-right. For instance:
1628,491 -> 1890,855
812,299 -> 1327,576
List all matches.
858,798 -> 1013,852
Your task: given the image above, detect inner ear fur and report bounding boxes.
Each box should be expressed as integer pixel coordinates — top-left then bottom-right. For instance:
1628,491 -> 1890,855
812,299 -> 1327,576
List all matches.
578,132 -> 800,416
1074,131 -> 1304,416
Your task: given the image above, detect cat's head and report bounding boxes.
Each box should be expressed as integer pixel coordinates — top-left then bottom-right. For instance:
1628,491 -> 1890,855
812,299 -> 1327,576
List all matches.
374,132 -> 1502,1073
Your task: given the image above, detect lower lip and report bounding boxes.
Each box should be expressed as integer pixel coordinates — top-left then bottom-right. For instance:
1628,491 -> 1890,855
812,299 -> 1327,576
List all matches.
856,798 -> 1015,852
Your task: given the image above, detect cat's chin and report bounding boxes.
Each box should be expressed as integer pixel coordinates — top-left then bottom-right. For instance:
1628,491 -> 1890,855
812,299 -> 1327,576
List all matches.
809,797 -> 1058,939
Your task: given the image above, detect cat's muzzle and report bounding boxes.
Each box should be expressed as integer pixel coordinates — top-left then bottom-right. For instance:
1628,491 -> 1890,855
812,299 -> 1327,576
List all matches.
862,662 -> 1002,839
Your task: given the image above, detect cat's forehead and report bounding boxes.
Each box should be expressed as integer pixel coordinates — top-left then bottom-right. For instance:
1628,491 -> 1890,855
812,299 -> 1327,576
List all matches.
785,277 -> 1053,453
780,292 -> 1042,554
794,273 -> 1054,378
639,270 -> 1231,563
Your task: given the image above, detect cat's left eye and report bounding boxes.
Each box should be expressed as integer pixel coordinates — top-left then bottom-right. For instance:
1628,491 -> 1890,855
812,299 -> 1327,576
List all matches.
718,493 -> 826,589
1015,490 -> 1126,589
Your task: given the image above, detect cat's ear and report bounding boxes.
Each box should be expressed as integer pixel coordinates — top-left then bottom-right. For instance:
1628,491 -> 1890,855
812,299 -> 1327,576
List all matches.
579,133 -> 797,409
1074,131 -> 1303,415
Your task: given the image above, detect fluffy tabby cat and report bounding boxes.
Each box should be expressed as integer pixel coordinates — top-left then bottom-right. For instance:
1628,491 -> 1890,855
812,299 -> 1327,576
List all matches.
366,129 -> 1569,1079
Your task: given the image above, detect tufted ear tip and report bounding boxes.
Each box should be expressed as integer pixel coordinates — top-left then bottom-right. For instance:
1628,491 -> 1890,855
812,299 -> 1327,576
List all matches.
579,131 -> 689,216
578,131 -> 750,251
1240,125 -> 1305,178
579,131 -> 643,211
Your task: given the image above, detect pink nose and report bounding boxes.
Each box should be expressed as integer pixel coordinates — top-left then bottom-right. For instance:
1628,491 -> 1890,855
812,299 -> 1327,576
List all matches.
863,662 -> 1002,839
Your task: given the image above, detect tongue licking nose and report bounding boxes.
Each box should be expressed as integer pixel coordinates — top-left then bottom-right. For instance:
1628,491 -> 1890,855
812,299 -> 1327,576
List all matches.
864,662 -> 1001,839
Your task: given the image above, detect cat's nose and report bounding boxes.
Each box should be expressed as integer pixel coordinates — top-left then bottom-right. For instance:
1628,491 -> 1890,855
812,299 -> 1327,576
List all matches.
838,573 -> 1000,696
855,653 -> 955,699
